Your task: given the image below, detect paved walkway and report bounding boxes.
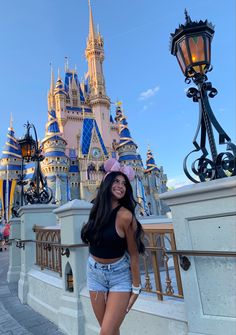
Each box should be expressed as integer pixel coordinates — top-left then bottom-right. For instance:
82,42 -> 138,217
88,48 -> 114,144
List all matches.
0,249 -> 64,335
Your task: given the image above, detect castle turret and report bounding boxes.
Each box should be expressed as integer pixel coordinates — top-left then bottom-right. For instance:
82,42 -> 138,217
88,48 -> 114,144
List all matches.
41,109 -> 69,205
54,70 -> 67,133
144,148 -> 169,215
0,119 -> 22,220
85,1 -> 111,147
115,104 -> 143,175
47,64 -> 55,111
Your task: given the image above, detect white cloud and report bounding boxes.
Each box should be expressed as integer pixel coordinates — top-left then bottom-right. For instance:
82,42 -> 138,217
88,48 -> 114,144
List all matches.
139,85 -> 160,100
167,175 -> 193,189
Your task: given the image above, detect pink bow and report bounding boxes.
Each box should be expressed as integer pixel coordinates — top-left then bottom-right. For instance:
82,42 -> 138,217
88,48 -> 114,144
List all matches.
104,158 -> 135,181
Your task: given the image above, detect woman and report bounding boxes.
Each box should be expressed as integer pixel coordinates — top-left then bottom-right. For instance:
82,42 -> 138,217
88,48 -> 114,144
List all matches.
81,162 -> 145,335
0,219 -> 5,252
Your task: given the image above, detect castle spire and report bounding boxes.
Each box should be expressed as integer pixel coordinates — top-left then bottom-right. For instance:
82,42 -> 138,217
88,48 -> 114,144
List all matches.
64,56 -> 69,72
116,106 -> 137,149
50,63 -> 54,94
57,68 -> 61,81
1,122 -> 22,160
42,109 -> 62,142
145,148 -> 159,173
85,0 -> 110,147
9,113 -> 13,130
88,0 -> 96,40
115,104 -> 143,174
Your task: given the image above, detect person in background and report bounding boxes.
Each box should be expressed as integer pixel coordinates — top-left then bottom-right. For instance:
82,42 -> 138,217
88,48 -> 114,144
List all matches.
0,218 -> 4,252
3,222 -> 10,244
81,158 -> 145,335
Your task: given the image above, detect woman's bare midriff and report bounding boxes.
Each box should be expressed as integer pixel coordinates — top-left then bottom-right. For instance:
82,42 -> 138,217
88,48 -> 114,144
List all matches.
91,255 -> 122,264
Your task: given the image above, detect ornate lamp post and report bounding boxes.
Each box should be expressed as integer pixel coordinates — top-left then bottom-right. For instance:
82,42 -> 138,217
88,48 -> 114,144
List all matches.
170,10 -> 236,183
18,121 -> 52,204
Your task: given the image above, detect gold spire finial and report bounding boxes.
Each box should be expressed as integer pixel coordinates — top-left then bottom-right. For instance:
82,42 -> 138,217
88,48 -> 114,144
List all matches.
65,56 -> 69,72
9,113 -> 13,130
88,0 -> 96,40
50,62 -> 54,93
116,101 -> 122,107
57,68 -> 61,80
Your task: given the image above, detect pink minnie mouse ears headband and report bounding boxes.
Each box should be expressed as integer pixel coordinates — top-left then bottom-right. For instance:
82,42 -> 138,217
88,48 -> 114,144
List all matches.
104,158 -> 135,181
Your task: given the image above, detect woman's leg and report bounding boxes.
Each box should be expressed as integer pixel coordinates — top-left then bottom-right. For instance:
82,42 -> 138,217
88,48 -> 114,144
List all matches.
89,291 -> 107,326
100,292 -> 130,335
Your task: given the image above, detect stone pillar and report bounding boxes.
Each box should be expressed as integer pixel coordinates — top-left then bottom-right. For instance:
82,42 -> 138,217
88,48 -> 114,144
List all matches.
54,199 -> 92,335
7,217 -> 21,282
18,204 -> 58,303
160,176 -> 236,335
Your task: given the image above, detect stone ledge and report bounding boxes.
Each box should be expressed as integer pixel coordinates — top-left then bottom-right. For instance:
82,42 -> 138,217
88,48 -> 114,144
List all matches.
160,176 -> 236,205
28,269 -> 62,289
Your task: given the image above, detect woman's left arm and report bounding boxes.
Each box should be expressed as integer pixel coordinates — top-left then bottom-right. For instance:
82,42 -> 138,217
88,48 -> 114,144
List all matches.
122,213 -> 141,312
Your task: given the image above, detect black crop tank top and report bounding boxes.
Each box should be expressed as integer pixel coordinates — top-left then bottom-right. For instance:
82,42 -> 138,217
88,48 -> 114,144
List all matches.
89,205 -> 127,259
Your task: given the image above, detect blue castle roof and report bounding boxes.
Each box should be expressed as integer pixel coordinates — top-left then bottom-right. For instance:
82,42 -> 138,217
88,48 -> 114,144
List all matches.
42,109 -> 64,143
1,127 -> 22,160
64,71 -> 85,102
69,165 -> 79,173
116,109 -> 137,149
80,118 -> 108,156
145,149 -> 160,173
68,149 -> 79,173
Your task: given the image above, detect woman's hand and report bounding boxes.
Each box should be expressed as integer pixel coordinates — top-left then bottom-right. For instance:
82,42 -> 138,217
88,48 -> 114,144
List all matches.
126,293 -> 139,313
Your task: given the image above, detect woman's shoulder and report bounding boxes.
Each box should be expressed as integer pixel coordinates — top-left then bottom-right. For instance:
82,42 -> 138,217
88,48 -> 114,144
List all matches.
117,206 -> 133,224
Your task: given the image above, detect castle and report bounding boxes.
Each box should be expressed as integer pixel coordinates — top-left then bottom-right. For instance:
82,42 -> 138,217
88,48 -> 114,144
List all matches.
0,3 -> 168,221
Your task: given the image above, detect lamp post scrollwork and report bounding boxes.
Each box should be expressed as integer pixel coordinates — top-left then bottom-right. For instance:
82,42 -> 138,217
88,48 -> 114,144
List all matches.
18,121 -> 53,204
170,10 -> 236,183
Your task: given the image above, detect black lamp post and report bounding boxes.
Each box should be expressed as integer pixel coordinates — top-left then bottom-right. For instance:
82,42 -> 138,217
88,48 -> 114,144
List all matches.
170,10 -> 236,183
18,121 -> 52,204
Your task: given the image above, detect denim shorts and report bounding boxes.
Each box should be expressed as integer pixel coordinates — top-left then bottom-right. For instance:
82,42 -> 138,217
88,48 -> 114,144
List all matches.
87,253 -> 132,292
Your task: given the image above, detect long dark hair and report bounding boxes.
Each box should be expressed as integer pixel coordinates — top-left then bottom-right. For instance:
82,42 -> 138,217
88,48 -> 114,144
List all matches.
81,171 -> 145,254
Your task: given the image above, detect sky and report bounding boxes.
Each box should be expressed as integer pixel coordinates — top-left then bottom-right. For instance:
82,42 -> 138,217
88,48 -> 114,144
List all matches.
0,0 -> 235,189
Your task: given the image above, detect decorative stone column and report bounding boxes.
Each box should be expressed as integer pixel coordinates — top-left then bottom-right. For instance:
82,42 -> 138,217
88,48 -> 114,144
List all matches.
160,176 -> 236,335
7,217 -> 21,282
54,199 -> 92,335
18,204 -> 58,303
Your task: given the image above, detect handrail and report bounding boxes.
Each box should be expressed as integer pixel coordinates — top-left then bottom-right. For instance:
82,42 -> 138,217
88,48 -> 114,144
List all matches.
144,246 -> 236,257
166,250 -> 236,257
14,238 -> 87,249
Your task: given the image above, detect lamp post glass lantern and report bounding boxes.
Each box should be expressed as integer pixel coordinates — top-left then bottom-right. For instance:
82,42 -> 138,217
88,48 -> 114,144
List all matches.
18,121 -> 52,204
170,10 -> 236,183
